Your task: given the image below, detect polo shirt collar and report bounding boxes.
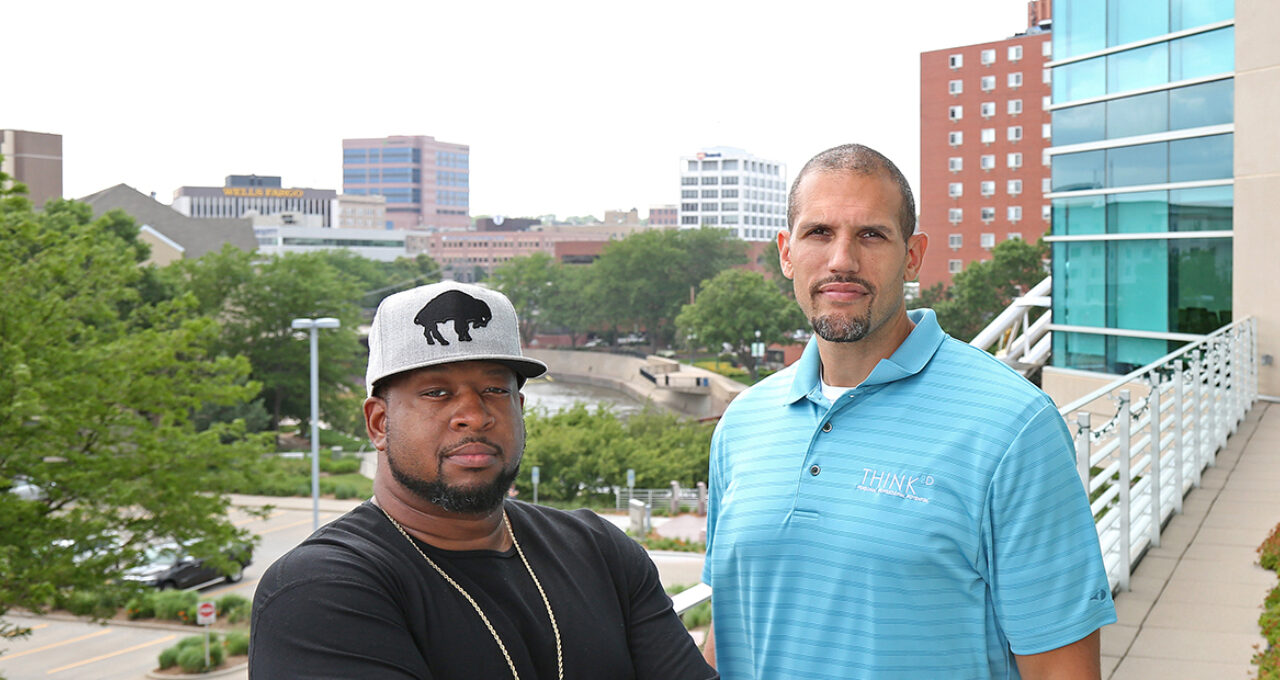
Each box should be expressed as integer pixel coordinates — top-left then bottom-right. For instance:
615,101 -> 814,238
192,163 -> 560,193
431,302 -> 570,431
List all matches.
783,308 -> 947,405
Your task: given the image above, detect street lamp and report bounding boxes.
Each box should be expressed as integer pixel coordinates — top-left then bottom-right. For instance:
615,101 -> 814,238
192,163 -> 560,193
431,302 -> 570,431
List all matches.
291,317 -> 341,532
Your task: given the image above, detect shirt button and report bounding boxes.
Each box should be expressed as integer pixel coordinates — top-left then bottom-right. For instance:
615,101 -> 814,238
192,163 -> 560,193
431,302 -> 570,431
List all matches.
822,422 -> 832,432
809,464 -> 821,476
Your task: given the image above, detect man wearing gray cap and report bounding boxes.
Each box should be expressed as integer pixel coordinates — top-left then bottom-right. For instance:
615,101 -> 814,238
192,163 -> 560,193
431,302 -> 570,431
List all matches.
251,282 -> 716,679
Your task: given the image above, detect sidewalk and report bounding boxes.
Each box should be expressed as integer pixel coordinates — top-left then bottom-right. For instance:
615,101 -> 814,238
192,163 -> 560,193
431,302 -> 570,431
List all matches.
1103,401 -> 1279,679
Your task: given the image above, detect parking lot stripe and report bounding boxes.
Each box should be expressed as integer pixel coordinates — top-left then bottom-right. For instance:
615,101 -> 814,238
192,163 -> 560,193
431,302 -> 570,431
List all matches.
257,514 -> 336,535
46,633 -> 177,674
0,629 -> 111,662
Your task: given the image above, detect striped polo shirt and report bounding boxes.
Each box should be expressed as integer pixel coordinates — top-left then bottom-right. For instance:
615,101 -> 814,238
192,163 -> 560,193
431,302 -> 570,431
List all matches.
703,309 -> 1116,679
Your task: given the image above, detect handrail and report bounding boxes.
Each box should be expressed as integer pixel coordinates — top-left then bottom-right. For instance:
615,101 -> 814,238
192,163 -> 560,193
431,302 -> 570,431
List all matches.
1063,316 -> 1258,592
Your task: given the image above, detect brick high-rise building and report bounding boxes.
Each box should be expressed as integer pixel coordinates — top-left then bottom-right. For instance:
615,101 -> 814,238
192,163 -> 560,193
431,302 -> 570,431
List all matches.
342,135 -> 470,232
919,6 -> 1053,290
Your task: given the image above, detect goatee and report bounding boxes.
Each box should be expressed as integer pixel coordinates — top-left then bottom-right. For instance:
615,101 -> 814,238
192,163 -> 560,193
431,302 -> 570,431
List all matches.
808,275 -> 875,343
387,438 -> 521,514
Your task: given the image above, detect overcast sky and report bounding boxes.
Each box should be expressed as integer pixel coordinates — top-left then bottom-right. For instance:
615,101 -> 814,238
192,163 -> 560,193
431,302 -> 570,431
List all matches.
6,0 -> 1034,220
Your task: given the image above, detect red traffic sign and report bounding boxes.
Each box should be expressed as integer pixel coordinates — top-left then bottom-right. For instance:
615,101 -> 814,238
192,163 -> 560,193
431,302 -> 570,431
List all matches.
196,601 -> 216,625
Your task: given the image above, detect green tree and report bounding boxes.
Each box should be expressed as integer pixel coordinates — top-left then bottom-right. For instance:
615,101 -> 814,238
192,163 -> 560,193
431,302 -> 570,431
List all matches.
590,228 -> 747,351
675,269 -> 807,381
0,186 -> 268,645
921,238 -> 1049,343
541,265 -> 597,347
518,405 -> 713,502
164,247 -> 366,431
489,252 -> 559,343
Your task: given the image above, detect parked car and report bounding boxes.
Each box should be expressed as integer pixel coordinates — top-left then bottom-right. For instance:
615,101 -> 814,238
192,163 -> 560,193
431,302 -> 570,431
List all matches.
123,540 -> 252,590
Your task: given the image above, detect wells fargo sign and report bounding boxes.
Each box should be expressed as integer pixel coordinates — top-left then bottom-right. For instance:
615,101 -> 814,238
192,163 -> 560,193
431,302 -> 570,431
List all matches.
221,187 -> 306,198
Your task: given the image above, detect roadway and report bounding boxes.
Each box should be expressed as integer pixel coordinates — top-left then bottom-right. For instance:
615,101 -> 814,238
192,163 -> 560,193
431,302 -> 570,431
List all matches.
0,496 -> 705,679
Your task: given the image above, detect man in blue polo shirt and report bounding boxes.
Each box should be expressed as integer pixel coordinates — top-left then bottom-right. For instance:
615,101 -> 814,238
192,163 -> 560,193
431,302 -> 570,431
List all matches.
701,143 -> 1116,679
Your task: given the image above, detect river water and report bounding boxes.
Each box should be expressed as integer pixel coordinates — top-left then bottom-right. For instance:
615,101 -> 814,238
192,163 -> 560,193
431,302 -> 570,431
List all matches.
521,378 -> 647,417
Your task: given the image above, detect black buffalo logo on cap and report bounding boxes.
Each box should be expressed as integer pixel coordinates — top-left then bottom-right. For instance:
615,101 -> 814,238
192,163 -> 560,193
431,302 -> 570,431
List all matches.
414,290 -> 492,345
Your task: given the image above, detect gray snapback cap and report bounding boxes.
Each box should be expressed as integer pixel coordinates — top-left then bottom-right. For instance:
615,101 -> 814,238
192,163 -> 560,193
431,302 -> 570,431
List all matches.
365,281 -> 547,396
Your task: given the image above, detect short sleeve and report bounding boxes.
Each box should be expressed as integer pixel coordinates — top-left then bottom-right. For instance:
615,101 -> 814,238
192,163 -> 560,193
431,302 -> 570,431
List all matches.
984,403 -> 1118,654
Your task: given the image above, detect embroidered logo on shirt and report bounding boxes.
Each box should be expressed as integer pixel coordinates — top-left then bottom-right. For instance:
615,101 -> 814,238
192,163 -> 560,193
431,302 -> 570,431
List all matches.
856,468 -> 935,503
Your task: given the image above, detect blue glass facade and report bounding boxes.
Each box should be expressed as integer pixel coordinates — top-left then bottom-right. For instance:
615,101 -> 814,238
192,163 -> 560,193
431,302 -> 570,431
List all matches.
1049,0 -> 1234,374
342,141 -> 470,225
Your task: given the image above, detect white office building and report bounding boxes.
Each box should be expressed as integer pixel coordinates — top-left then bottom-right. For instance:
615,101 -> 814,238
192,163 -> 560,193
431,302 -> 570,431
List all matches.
678,147 -> 787,241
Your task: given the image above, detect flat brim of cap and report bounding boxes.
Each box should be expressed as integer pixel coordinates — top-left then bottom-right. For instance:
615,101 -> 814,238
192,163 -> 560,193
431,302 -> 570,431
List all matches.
370,354 -> 548,395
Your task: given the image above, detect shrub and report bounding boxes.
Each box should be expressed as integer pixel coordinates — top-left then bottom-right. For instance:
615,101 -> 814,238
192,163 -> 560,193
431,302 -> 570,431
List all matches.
1262,605 -> 1280,648
216,594 -> 251,624
157,646 -> 180,669
126,593 -> 156,620
177,646 -> 208,673
64,591 -> 99,617
1260,522 -> 1280,573
331,483 -> 359,499
225,630 -> 250,656
153,590 -> 199,622
1255,644 -> 1280,680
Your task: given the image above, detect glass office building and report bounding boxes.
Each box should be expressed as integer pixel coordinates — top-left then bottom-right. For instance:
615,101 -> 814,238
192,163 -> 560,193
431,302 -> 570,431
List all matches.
1047,0 -> 1235,375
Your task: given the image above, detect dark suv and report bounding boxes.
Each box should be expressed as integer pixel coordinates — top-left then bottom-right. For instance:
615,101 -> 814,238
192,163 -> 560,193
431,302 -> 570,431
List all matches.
123,541 -> 253,590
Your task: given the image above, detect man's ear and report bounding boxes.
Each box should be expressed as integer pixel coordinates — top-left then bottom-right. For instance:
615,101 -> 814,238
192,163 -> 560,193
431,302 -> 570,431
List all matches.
364,397 -> 388,451
904,232 -> 928,282
777,230 -> 795,280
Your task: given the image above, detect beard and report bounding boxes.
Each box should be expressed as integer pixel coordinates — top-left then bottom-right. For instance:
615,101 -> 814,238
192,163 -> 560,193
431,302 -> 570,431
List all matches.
807,275 -> 876,343
386,435 -> 522,514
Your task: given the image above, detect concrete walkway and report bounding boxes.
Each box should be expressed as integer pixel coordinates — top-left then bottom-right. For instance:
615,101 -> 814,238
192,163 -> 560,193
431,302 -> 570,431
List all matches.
1103,400 -> 1279,679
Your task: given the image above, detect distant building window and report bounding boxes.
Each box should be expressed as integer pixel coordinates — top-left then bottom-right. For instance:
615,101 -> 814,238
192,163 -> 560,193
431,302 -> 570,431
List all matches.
1043,40 -> 1052,57
1008,99 -> 1023,115
701,176 -> 719,185
1008,179 -> 1023,195
682,177 -> 698,185
948,131 -> 964,146
981,128 -> 996,143
980,101 -> 996,118
722,160 -> 738,171
949,79 -> 963,94
681,216 -> 699,225
981,75 -> 996,91
1008,206 -> 1023,221
1042,204 -> 1052,220
981,207 -> 996,221
701,203 -> 718,211
1042,122 -> 1052,139
701,160 -> 719,171
1008,152 -> 1023,168
981,181 -> 996,196
1008,72 -> 1023,88
1043,95 -> 1052,109
949,234 -> 963,249
1042,177 -> 1051,193
682,190 -> 697,198
948,259 -> 963,273
981,155 -> 996,170
948,208 -> 963,223
949,182 -> 964,197
981,49 -> 996,65
949,105 -> 963,121
1042,149 -> 1051,166
681,202 -> 697,211
1008,232 -> 1023,241
1043,68 -> 1051,84
949,157 -> 963,172
1009,45 -> 1023,61
949,54 -> 963,68
981,233 -> 996,248
1008,126 -> 1023,141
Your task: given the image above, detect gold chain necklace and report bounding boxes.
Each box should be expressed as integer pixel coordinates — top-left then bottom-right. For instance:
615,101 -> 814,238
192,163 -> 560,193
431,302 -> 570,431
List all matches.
379,506 -> 563,680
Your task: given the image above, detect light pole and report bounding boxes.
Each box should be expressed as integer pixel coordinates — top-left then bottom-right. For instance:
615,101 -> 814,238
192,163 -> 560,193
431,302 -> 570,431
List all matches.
291,317 -> 341,532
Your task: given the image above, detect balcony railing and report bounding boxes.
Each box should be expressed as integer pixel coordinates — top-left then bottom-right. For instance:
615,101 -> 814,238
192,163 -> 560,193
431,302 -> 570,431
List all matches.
1059,316 -> 1258,591
674,316 -> 1260,615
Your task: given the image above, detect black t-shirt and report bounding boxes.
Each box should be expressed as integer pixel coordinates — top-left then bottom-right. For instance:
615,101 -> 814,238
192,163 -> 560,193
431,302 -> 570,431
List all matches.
250,500 -> 716,679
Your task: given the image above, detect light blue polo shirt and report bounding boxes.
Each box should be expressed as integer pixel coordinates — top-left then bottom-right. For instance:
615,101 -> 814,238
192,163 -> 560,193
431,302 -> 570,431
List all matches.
703,309 -> 1115,679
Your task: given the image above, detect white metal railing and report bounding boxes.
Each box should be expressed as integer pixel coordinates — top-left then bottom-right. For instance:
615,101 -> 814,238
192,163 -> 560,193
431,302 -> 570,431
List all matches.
673,316 -> 1260,614
1061,316 -> 1258,592
969,275 -> 1053,375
